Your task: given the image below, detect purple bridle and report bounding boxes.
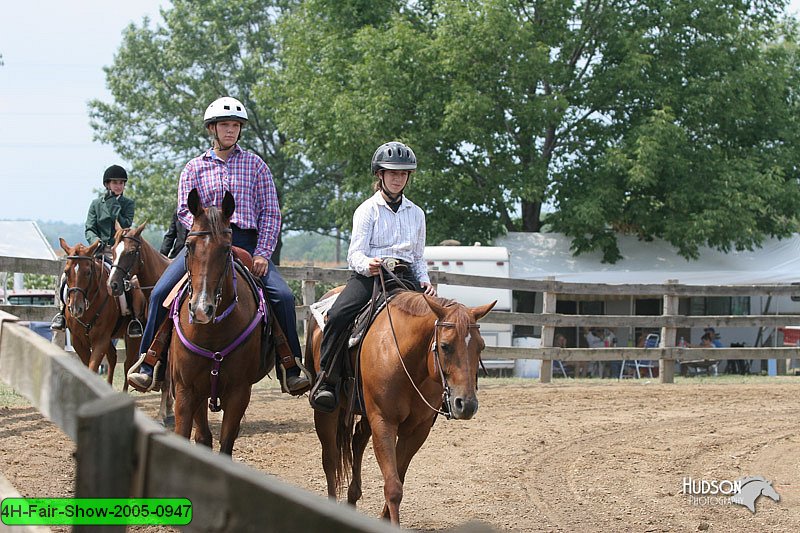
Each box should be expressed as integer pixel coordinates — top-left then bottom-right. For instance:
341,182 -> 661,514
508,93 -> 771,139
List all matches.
172,230 -> 267,412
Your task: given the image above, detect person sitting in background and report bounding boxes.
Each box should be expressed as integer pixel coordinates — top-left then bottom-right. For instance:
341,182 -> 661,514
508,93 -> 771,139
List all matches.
703,327 -> 724,348
584,327 -> 604,348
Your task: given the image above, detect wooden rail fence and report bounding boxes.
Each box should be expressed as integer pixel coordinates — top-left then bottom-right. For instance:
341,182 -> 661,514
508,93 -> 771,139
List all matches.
4,255 -> 800,384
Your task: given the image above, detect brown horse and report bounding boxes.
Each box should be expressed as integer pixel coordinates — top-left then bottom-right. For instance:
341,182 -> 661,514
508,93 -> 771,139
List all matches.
170,189 -> 272,455
107,222 -> 174,424
58,239 -> 141,390
307,286 -> 495,524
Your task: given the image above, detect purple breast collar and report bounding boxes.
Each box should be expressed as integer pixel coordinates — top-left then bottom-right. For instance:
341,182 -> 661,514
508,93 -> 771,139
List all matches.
171,264 -> 267,412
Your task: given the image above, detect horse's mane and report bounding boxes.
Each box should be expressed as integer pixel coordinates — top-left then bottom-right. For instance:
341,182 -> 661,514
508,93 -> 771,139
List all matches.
390,291 -> 457,316
201,206 -> 230,239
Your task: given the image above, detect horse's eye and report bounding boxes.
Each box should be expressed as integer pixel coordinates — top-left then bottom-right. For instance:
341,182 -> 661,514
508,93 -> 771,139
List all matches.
440,342 -> 453,354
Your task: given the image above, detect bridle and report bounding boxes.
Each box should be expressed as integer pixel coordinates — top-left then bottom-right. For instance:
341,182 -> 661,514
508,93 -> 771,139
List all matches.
184,228 -> 237,323
110,231 -> 144,291
64,253 -> 111,332
377,266 -> 481,420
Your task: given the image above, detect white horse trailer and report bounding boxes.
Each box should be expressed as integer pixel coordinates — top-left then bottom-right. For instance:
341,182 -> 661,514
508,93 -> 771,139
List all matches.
424,246 -> 512,371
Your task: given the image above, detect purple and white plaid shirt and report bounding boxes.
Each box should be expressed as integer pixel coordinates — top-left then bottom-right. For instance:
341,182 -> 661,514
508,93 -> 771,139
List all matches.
177,145 -> 281,259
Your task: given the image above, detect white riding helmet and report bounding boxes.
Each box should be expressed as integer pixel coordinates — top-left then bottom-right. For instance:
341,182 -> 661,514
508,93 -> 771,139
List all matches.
203,97 -> 248,127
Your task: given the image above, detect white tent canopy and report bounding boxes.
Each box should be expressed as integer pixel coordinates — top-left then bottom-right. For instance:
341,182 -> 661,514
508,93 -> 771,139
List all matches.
493,232 -> 800,286
0,221 -> 58,260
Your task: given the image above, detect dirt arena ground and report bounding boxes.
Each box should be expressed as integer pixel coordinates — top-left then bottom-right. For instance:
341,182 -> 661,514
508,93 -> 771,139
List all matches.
1,376 -> 798,532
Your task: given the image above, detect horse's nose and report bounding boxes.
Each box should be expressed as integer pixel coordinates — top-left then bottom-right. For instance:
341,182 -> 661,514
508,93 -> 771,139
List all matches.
109,279 -> 122,295
450,396 -> 478,420
69,302 -> 84,318
189,300 -> 214,324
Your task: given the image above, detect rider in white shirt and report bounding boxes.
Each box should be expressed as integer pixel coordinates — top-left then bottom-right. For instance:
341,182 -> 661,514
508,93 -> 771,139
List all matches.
310,141 -> 436,412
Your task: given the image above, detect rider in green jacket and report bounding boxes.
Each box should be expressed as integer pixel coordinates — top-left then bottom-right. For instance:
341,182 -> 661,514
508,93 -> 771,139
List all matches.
51,165 -> 144,337
85,165 -> 135,246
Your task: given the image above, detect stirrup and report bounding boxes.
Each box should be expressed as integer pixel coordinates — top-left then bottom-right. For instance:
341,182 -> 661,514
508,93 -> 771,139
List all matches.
127,354 -> 162,393
127,318 -> 143,338
309,378 -> 338,413
278,357 -> 311,396
50,313 -> 66,331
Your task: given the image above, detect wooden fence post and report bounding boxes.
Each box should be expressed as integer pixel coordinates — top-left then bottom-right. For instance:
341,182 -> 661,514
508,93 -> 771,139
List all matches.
660,280 -> 678,384
539,285 -> 556,383
302,276 -> 317,347
75,393 -> 135,533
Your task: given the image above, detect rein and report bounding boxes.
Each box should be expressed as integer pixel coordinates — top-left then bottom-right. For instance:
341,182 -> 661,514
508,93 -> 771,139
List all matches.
65,254 -> 112,333
111,233 -> 142,288
377,267 -> 480,420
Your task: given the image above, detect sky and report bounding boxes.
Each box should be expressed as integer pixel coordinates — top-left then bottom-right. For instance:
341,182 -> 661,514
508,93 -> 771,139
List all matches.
0,0 -> 166,224
1,1 -> 800,225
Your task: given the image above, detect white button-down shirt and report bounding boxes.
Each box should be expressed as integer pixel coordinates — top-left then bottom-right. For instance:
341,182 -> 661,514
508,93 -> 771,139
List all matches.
347,191 -> 430,283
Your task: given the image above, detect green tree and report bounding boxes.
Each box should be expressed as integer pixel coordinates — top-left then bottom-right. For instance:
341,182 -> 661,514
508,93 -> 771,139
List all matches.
88,0 -> 333,262
277,0 -> 800,261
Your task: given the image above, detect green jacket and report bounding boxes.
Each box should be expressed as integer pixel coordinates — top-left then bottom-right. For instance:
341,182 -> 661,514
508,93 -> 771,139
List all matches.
85,191 -> 135,246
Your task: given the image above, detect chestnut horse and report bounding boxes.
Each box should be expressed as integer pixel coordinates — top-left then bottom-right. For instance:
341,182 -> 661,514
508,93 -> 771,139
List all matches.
58,239 -> 141,389
307,285 -> 495,524
170,189 -> 272,455
107,222 -> 174,425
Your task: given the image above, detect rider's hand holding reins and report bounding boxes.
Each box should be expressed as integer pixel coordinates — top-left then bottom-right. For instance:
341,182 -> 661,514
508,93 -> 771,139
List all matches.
252,255 -> 269,277
367,257 -> 384,276
421,282 -> 436,296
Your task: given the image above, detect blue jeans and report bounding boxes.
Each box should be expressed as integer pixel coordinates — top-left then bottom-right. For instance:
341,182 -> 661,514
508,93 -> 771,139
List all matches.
139,228 -> 301,363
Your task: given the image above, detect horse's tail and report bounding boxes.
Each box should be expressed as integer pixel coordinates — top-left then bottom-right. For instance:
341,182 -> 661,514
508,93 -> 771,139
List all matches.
334,402 -> 356,497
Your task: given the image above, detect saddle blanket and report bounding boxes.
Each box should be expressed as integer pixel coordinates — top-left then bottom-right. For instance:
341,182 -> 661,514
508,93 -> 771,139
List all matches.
309,294 -> 339,331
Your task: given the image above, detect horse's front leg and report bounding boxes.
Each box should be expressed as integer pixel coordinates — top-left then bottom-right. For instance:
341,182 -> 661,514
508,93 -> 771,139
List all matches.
105,341 -> 117,386
218,386 -> 252,456
369,417 -> 402,523
123,331 -> 142,393
314,408 -> 341,499
348,418 -> 372,506
395,419 -> 433,489
159,371 -> 175,427
173,383 -> 195,440
192,398 -> 212,449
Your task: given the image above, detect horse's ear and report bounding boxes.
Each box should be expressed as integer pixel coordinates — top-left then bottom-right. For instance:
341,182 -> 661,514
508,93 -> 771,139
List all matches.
222,191 -> 235,220
188,189 -> 201,216
422,293 -> 447,319
133,220 -> 147,237
59,238 -> 70,254
471,300 -> 497,322
115,219 -> 123,232
87,239 -> 102,256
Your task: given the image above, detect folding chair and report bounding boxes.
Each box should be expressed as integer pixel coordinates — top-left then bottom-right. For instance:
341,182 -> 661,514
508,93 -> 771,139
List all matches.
620,333 -> 659,378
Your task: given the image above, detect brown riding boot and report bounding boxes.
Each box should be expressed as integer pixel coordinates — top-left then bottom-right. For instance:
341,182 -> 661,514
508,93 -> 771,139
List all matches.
272,320 -> 310,395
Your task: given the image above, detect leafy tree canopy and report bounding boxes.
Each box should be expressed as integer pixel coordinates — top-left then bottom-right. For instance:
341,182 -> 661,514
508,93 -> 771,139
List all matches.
88,0 -> 331,261
91,0 -> 800,263
277,0 -> 800,261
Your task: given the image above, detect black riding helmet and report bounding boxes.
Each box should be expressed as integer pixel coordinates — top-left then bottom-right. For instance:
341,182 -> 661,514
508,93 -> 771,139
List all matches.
371,142 -> 417,175
103,164 -> 128,184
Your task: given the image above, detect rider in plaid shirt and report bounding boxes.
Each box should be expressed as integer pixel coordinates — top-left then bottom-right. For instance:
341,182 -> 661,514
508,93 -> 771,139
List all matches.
127,96 -> 309,395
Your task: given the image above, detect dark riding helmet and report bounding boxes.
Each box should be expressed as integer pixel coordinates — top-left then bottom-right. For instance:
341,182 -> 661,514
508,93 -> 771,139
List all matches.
371,142 -> 417,176
103,164 -> 128,184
